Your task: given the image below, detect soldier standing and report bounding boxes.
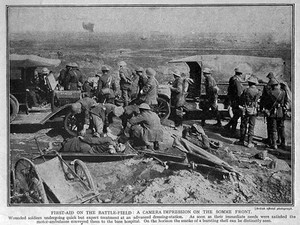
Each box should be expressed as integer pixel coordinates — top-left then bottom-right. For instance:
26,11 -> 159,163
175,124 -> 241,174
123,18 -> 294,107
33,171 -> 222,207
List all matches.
201,68 -> 222,127
96,65 -> 117,104
235,76 -> 261,148
136,67 -> 148,93
118,61 -> 132,106
170,69 -> 185,129
224,68 -> 244,133
140,68 -> 158,107
65,62 -> 84,90
260,79 -> 288,149
260,72 -> 276,145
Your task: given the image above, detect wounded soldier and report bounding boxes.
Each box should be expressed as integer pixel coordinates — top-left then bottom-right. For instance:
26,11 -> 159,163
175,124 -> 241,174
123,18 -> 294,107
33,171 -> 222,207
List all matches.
60,135 -> 125,154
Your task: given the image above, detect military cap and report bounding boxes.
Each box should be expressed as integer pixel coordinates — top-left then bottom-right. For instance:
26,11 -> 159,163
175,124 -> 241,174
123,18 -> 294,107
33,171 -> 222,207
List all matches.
266,72 -> 275,79
139,103 -> 151,110
118,61 -> 127,67
269,78 -> 279,86
101,65 -> 110,71
234,67 -> 243,74
41,67 -> 50,74
172,69 -> 181,77
146,68 -> 156,77
136,67 -> 144,72
247,76 -> 259,85
203,68 -> 212,74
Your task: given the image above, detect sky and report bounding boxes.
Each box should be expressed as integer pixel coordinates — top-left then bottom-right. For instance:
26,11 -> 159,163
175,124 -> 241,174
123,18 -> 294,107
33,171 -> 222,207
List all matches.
8,6 -> 292,41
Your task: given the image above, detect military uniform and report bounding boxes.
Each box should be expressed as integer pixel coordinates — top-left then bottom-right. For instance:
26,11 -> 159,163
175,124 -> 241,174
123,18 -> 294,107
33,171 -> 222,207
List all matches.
238,80 -> 261,147
260,74 -> 275,144
202,69 -> 221,126
97,73 -> 117,104
170,71 -> 185,127
225,70 -> 244,132
65,67 -> 83,90
119,66 -> 133,106
141,76 -> 158,106
129,104 -> 163,149
261,79 -> 288,149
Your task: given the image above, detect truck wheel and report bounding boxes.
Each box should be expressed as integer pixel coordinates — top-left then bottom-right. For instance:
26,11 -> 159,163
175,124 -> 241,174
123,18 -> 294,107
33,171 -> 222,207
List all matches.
64,111 -> 79,137
10,96 -> 19,122
154,97 -> 170,121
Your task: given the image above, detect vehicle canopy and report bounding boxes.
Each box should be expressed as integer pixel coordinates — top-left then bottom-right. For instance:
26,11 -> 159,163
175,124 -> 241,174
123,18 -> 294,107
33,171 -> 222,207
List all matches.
10,54 -> 61,69
169,54 -> 285,97
10,54 -> 62,116
10,54 -> 61,91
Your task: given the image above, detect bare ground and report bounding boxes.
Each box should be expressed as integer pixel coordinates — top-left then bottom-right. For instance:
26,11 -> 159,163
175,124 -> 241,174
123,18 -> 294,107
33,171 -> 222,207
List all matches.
10,118 -> 292,204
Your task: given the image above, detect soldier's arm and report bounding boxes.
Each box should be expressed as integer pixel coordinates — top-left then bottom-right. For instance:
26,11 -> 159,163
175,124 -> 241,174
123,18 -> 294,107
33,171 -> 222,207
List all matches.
170,80 -> 183,93
97,78 -> 103,95
235,80 -> 243,97
129,114 -> 145,126
142,80 -> 152,94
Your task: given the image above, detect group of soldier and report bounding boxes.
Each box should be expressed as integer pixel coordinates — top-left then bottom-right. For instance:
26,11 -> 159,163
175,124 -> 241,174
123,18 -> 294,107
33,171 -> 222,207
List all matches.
61,61 -> 169,153
205,67 -> 290,150
31,60 -> 290,152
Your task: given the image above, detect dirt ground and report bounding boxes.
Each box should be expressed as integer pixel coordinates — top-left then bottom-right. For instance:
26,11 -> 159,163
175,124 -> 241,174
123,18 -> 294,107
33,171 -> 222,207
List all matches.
10,117 -> 292,204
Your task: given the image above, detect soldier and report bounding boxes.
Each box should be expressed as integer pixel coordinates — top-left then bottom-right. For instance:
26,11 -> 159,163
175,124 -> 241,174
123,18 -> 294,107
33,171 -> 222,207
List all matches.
201,68 -> 222,127
71,97 -> 124,137
65,62 -> 84,90
136,67 -> 148,94
224,68 -> 244,133
96,65 -> 117,104
128,103 -> 163,150
260,72 -> 276,145
170,69 -> 185,129
260,79 -> 288,149
235,76 -> 261,148
140,68 -> 158,107
27,70 -> 41,107
118,61 -> 132,106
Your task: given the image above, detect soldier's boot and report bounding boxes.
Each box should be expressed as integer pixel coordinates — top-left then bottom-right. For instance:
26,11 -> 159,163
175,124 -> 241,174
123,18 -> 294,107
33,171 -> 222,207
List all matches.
247,135 -> 255,148
270,132 -> 278,150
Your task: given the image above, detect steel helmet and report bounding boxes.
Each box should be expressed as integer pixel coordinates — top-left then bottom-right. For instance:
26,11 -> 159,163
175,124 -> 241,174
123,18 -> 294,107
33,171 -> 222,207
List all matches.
139,103 -> 151,110
172,69 -> 181,77
247,76 -> 259,85
113,106 -> 125,117
136,67 -> 144,72
101,65 -> 110,71
269,78 -> 279,86
71,103 -> 82,113
41,67 -> 50,74
266,72 -> 275,79
234,67 -> 243,74
118,61 -> 127,67
145,68 -> 156,77
203,68 -> 212,74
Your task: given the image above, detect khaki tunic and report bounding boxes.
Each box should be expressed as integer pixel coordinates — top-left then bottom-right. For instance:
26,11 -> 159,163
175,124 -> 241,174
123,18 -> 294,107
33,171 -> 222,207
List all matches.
129,111 -> 163,144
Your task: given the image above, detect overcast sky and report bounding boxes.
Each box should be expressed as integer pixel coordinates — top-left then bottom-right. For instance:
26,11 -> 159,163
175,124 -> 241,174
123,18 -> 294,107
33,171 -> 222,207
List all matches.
8,6 -> 292,41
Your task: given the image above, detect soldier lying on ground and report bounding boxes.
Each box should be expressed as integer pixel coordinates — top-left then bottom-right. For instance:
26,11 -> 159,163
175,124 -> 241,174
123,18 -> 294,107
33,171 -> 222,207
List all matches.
182,123 -> 222,150
60,135 -> 125,154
